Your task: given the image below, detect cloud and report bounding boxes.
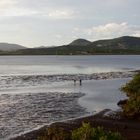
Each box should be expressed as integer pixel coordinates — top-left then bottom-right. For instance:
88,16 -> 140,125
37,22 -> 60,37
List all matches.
55,34 -> 63,39
0,0 -> 17,7
0,0 -> 39,17
0,0 -> 76,19
0,8 -> 39,17
47,9 -> 75,19
132,31 -> 140,37
0,0 -> 139,47
0,0 -> 16,16
73,22 -> 140,41
88,22 -> 128,34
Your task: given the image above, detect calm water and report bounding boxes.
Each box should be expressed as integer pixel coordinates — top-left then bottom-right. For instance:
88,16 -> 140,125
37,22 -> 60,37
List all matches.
0,55 -> 139,75
0,55 -> 140,139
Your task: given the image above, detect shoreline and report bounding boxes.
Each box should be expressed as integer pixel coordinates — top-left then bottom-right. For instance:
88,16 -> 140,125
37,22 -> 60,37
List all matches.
1,70 -> 139,140
10,109 -> 140,140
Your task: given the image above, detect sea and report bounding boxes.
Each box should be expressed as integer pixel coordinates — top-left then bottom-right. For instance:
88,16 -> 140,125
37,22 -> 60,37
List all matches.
0,55 -> 140,139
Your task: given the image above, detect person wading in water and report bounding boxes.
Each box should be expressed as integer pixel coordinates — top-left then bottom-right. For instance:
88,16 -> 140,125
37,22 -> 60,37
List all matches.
74,79 -> 82,86
80,79 -> 82,86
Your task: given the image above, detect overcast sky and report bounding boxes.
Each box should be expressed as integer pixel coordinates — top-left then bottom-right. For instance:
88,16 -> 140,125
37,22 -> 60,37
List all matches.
0,0 -> 140,47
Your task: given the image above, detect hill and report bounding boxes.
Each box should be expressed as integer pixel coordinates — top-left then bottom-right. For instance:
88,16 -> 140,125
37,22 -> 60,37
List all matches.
90,36 -> 140,49
0,43 -> 26,51
69,39 -> 91,46
0,36 -> 140,55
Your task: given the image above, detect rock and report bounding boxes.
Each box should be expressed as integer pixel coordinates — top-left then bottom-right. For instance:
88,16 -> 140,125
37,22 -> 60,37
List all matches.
117,99 -> 128,107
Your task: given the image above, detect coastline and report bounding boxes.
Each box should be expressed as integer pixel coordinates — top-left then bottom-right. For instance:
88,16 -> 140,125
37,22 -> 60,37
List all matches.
1,70 -> 139,140
10,109 -> 140,140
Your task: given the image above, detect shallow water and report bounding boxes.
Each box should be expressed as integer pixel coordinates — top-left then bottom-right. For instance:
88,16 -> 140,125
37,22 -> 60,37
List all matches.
0,55 -> 139,139
79,79 -> 128,112
0,78 -> 128,139
0,92 -> 85,139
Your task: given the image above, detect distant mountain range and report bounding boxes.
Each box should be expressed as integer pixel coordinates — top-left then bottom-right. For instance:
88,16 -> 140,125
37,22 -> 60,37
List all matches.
0,36 -> 140,55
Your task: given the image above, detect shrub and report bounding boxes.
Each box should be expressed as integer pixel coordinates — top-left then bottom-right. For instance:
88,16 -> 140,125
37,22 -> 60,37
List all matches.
121,96 -> 140,118
38,123 -> 123,140
121,72 -> 140,97
72,123 -> 122,140
38,126 -> 70,140
121,72 -> 140,119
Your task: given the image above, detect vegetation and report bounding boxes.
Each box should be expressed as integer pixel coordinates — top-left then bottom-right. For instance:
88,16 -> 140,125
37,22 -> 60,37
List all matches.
0,36 -> 140,55
121,72 -> 140,119
72,123 -> 122,140
38,126 -> 70,140
38,123 -> 123,140
69,39 -> 91,46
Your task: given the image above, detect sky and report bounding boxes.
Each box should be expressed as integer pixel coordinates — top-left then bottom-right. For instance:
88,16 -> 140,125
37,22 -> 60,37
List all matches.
0,0 -> 140,47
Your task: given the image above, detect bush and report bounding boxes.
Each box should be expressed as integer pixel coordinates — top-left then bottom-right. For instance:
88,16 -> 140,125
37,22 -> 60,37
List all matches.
121,72 -> 140,97
121,96 -> 140,118
38,123 -> 123,140
72,123 -> 122,140
38,126 -> 70,140
121,72 -> 140,119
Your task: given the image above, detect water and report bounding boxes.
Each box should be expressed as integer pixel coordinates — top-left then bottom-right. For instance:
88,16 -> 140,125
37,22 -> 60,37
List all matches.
0,55 -> 139,139
0,55 -> 139,75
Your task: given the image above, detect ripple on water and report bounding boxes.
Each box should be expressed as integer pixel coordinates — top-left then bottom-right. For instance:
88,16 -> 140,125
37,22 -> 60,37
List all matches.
0,71 -> 136,91
0,92 -> 86,139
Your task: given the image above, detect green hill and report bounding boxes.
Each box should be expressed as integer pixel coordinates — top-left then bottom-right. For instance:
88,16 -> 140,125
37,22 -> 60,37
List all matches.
90,36 -> 140,49
0,36 -> 140,55
69,39 -> 91,46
